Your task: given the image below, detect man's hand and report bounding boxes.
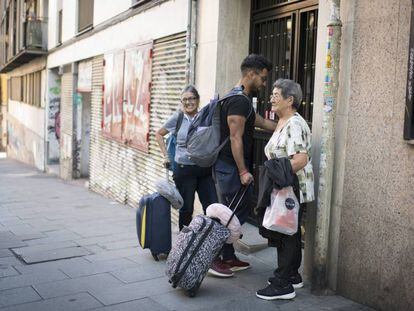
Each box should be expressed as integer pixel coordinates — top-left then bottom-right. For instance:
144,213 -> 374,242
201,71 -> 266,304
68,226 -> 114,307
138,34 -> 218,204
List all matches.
240,172 -> 254,185
254,113 -> 277,132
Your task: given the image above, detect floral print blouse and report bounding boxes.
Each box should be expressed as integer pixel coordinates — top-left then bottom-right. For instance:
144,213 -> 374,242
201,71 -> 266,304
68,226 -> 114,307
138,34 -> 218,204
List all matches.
264,113 -> 315,203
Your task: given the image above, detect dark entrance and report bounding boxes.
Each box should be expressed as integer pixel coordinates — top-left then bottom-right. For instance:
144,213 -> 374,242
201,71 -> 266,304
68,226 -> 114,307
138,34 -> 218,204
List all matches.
249,0 -> 318,222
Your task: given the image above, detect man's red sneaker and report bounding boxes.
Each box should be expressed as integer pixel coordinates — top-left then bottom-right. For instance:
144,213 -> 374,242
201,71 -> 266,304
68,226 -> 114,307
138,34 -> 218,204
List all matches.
224,256 -> 251,272
208,258 -> 234,277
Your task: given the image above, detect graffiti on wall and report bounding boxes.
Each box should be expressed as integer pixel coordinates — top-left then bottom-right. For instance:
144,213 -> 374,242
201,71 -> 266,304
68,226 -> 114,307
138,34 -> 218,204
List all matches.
73,92 -> 83,178
48,76 -> 61,162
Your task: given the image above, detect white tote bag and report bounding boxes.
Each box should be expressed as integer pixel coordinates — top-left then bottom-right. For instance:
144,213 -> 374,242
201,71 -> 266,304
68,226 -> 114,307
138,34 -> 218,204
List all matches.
262,187 -> 299,235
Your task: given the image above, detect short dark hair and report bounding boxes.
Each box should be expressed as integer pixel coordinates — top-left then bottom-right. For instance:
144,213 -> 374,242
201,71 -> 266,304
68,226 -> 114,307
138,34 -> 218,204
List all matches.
181,85 -> 200,99
240,54 -> 272,76
273,79 -> 302,110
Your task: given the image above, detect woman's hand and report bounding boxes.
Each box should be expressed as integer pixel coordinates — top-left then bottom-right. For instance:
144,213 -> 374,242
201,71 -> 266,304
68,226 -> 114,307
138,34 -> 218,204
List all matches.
155,128 -> 169,160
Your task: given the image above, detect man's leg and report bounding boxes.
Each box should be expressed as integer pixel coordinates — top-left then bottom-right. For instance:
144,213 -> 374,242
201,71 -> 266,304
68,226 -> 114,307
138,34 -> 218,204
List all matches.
213,159 -> 252,270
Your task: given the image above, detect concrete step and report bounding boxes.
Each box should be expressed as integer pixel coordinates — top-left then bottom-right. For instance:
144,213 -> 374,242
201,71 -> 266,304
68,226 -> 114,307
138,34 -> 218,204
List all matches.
235,222 -> 268,254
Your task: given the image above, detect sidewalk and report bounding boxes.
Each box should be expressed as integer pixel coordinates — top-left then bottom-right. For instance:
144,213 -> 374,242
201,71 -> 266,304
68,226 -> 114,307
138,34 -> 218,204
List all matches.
0,158 -> 374,311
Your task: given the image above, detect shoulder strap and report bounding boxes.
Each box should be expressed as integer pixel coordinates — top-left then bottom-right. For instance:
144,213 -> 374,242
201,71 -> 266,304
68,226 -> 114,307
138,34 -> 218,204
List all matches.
174,111 -> 184,136
219,92 -> 253,119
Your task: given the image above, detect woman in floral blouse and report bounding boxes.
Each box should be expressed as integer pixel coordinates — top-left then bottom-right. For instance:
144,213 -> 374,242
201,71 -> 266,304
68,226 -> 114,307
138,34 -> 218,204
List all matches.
256,79 -> 314,301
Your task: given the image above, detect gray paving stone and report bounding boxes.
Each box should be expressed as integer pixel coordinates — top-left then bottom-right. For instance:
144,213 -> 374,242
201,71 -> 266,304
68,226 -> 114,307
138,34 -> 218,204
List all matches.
11,241 -> 78,255
0,265 -> 19,277
0,256 -> 23,267
14,233 -> 47,241
151,276 -> 252,311
24,232 -> 84,246
0,233 -> 26,250
33,273 -> 124,299
0,249 -> 13,258
13,257 -> 89,275
7,224 -> 40,237
90,298 -> 169,311
0,286 -> 41,308
109,261 -> 166,283
99,239 -> 138,250
14,246 -> 91,264
197,295 -> 287,311
89,277 -> 174,305
0,269 -> 68,290
0,292 -> 103,311
58,257 -> 137,278
84,247 -> 140,262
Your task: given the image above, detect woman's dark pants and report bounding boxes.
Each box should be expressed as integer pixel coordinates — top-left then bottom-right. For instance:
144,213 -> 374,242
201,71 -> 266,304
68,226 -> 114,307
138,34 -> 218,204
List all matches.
173,164 -> 218,230
273,203 -> 304,285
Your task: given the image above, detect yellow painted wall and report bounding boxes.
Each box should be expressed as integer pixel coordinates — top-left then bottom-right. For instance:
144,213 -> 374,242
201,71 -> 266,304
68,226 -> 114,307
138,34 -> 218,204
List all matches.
0,74 -> 7,105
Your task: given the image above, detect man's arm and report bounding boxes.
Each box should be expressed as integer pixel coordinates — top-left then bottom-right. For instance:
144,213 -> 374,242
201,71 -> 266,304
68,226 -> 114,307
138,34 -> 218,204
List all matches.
254,113 -> 277,132
228,115 -> 254,185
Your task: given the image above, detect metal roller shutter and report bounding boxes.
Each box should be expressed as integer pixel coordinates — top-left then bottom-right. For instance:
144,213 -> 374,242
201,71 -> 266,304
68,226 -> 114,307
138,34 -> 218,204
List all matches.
60,71 -> 74,180
89,32 -> 187,224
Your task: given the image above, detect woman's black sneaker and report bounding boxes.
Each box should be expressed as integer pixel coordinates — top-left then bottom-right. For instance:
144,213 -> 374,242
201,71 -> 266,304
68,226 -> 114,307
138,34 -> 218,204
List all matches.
267,273 -> 303,289
256,283 -> 295,300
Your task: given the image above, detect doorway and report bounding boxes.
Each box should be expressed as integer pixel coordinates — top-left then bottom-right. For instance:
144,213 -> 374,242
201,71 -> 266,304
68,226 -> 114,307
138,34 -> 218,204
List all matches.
250,0 -> 318,225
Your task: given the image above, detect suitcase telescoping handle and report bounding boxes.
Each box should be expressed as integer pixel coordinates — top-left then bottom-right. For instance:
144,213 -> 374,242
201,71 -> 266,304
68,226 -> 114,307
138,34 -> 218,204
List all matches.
225,185 -> 249,228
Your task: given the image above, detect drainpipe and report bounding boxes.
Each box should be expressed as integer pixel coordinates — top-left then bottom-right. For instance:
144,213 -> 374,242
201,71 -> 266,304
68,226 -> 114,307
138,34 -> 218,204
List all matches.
186,0 -> 197,85
312,0 -> 342,293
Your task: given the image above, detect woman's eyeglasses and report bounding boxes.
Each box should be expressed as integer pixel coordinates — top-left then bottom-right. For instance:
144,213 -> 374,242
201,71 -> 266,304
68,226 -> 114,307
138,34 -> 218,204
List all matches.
181,96 -> 198,103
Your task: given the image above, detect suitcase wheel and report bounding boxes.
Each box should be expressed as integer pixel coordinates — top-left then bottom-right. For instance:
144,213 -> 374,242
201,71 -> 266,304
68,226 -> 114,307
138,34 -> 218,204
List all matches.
151,252 -> 159,261
188,290 -> 197,298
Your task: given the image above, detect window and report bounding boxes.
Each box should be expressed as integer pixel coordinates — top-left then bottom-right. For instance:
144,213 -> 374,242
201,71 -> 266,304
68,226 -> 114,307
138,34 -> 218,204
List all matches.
57,9 -> 62,44
103,43 -> 153,152
10,76 -> 22,101
10,71 -> 41,107
78,0 -> 93,33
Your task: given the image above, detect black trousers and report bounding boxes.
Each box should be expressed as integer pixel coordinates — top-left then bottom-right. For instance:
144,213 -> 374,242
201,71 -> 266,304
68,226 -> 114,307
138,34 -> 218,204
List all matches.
273,203 -> 305,284
173,164 -> 218,230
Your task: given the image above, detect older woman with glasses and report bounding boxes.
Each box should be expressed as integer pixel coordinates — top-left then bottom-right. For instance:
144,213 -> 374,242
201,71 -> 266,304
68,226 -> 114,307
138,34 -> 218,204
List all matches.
155,85 -> 218,230
256,79 -> 314,301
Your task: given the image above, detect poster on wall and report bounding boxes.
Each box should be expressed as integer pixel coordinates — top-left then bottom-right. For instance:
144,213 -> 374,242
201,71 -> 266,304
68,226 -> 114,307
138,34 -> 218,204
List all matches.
123,42 -> 153,152
103,51 -> 125,140
111,51 -> 125,140
103,54 -> 113,136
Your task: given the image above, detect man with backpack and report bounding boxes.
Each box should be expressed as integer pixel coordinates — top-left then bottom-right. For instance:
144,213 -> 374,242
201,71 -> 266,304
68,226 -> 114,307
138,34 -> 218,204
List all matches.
208,54 -> 277,277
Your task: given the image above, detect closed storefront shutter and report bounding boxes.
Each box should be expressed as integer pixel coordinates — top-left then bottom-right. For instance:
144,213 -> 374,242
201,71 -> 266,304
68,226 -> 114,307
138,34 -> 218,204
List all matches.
89,32 -> 186,223
60,70 -> 74,180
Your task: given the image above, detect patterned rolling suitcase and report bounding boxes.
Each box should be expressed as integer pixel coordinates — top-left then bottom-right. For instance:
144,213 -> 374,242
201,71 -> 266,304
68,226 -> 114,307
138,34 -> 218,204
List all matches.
165,186 -> 248,297
136,192 -> 171,261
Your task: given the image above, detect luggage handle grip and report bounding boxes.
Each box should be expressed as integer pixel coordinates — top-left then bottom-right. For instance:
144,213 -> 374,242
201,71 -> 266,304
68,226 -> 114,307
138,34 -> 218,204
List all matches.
225,185 -> 249,228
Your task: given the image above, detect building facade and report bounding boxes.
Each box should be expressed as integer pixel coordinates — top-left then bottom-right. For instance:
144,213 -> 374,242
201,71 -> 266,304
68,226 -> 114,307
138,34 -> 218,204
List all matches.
0,0 -> 413,310
0,0 -> 48,169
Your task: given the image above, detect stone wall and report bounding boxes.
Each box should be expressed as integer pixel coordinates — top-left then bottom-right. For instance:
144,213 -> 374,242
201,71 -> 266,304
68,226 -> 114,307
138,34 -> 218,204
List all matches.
335,0 -> 414,309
